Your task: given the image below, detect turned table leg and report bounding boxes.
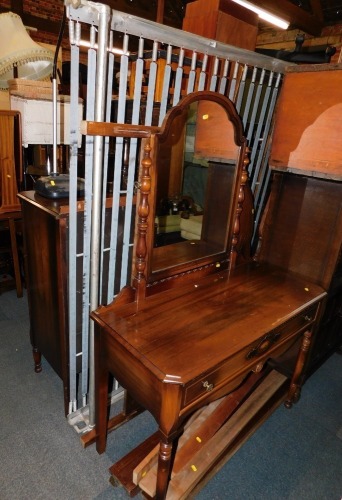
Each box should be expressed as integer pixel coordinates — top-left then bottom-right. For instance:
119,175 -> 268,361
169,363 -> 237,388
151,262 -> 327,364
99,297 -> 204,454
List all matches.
156,438 -> 175,499
285,330 -> 312,408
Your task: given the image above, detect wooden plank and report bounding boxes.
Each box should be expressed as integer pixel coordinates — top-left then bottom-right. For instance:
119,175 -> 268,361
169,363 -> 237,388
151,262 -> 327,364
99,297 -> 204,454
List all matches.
80,120 -> 160,138
109,431 -> 160,497
187,379 -> 289,498
133,443 -> 159,485
166,371 -> 287,500
137,400 -> 224,495
177,399 -> 224,447
171,370 -> 265,476
136,464 -> 158,498
132,405 -> 208,485
138,370 -> 267,497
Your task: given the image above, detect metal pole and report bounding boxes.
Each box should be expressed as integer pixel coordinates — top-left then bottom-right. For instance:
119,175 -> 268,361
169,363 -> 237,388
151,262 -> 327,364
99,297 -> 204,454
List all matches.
52,78 -> 58,174
88,3 -> 111,428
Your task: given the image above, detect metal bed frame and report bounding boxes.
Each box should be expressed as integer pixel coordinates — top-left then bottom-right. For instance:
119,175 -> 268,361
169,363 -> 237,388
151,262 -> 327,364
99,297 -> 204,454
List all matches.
64,0 -> 291,432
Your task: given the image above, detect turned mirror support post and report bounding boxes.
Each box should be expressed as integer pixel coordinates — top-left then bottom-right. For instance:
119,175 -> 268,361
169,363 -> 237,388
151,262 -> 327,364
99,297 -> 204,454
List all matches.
230,149 -> 250,268
133,138 -> 153,301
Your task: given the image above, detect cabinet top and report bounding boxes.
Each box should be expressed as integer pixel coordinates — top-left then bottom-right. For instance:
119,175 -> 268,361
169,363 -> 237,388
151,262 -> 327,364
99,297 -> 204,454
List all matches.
18,190 -> 127,217
18,190 -> 74,217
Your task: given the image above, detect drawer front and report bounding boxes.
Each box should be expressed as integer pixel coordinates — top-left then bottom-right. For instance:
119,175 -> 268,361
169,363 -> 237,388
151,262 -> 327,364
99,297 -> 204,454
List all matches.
183,303 -> 318,407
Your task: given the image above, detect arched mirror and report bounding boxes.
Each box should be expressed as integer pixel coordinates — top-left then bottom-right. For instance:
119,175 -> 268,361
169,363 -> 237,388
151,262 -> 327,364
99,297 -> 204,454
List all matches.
145,91 -> 247,284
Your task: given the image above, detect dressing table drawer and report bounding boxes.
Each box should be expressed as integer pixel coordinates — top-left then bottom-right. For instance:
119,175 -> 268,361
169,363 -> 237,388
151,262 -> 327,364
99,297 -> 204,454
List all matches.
183,303 -> 318,406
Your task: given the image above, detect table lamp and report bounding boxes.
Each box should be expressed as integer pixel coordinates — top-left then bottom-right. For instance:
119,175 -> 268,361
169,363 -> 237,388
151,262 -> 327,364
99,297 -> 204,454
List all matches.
0,11 -> 54,89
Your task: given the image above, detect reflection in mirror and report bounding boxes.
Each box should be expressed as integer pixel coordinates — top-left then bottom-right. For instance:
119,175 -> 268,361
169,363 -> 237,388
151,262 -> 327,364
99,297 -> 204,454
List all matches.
151,94 -> 243,279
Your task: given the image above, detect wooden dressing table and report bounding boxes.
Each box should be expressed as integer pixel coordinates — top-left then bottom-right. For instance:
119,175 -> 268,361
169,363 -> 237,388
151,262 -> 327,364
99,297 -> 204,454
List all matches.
89,92 -> 326,499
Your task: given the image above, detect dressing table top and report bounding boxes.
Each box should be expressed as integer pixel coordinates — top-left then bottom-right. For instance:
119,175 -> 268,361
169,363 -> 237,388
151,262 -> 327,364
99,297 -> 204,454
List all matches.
92,262 -> 325,388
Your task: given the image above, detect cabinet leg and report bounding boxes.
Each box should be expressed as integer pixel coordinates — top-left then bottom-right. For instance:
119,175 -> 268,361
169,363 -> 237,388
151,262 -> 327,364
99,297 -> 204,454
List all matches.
95,328 -> 110,455
285,330 -> 312,408
9,218 -> 23,298
32,346 -> 42,373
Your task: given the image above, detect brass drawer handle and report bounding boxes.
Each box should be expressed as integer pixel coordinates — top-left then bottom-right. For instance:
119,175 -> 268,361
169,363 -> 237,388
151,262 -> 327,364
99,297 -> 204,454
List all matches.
246,331 -> 281,360
202,380 -> 214,392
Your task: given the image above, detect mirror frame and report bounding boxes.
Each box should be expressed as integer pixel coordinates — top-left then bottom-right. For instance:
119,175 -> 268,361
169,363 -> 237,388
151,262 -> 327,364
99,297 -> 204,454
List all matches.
135,91 -> 248,293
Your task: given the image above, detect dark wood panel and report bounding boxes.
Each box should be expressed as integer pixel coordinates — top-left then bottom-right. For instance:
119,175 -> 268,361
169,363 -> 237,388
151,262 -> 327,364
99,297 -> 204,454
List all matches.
20,199 -> 67,379
256,171 -> 342,374
256,172 -> 342,291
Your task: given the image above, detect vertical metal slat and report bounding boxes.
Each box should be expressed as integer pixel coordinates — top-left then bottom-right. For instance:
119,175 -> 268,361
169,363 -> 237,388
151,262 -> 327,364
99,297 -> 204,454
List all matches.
209,57 -> 220,92
158,45 -> 173,125
87,3 -> 110,427
246,68 -> 266,146
99,34 -> 115,304
249,71 -> 274,185
228,61 -> 239,102
197,53 -> 208,91
120,39 -> 144,289
235,64 -> 248,113
68,26 -> 80,414
144,41 -> 158,126
186,51 -> 197,95
80,38 -> 97,406
251,73 -> 280,194
242,66 -> 257,130
106,36 -> 129,303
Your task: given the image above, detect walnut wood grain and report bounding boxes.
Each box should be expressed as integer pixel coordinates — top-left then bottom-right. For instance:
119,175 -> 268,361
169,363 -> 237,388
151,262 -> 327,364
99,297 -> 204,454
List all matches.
93,262 -> 325,499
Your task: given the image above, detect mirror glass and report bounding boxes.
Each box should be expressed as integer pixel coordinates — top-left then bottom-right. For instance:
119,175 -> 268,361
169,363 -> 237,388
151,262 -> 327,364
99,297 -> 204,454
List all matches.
150,96 -> 242,278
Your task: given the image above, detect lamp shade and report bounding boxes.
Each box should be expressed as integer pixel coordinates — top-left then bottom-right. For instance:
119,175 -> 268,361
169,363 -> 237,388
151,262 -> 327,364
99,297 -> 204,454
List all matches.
0,12 -> 54,89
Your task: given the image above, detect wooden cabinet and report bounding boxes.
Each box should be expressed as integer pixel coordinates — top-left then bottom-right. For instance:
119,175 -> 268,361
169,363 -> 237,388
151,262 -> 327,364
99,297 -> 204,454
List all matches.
265,64 -> 342,373
18,191 -> 130,414
18,191 -> 70,414
182,0 -> 258,51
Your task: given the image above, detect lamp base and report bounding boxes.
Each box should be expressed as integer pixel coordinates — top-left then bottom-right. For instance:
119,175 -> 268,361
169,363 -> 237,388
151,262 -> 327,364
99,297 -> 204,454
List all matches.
35,173 -> 85,199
